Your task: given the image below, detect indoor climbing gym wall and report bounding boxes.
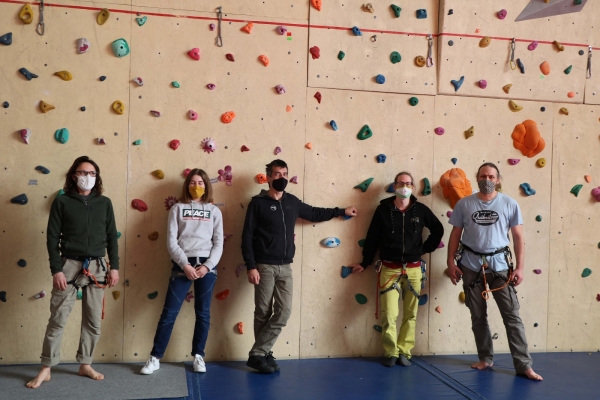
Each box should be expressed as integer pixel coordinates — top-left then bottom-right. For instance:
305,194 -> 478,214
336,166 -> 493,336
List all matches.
1,0 -> 599,367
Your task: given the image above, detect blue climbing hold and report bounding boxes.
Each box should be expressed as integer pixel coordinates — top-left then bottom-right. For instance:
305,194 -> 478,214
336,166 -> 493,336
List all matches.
418,293 -> 428,306
17,259 -> 27,267
451,158 -> 457,165
520,183 -> 536,196
352,26 -> 362,36
19,67 -> 38,81
330,120 -> 338,131
386,183 -> 395,193
342,215 -> 353,220
341,266 -> 353,278
99,76 -> 106,81
451,76 -> 464,92
416,9 -> 427,19
517,59 -> 525,74
376,74 -> 386,84
35,166 -> 50,174
0,32 -> 12,46
2,101 -> 8,108
321,237 -> 341,248
11,194 -> 28,205
54,128 -> 69,144
377,154 -> 386,163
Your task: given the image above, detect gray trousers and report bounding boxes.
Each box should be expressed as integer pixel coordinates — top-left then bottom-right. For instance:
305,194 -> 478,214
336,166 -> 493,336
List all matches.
41,258 -> 107,366
461,266 -> 532,373
249,264 -> 293,357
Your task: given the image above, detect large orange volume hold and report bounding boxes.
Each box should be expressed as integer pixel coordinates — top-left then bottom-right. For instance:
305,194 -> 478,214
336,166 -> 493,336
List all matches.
511,120 -> 545,158
440,168 -> 473,209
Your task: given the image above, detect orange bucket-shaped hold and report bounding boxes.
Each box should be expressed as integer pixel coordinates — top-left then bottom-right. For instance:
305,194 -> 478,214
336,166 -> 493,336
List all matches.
215,289 -> 230,300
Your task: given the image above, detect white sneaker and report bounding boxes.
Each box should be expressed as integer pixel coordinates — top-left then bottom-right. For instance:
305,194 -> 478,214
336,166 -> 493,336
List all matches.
140,356 -> 160,375
193,354 -> 206,373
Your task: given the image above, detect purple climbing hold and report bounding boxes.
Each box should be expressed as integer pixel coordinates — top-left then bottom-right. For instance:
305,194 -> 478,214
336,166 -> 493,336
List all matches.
209,23 -> 215,31
446,210 -> 453,218
508,158 -> 520,165
533,269 -> 542,274
275,84 -> 286,94
290,176 -> 298,184
451,157 -> 457,165
478,80 -> 487,89
235,263 -> 245,277
434,127 -> 445,135
528,41 -> 538,51
276,26 -> 287,35
497,9 -> 507,20
437,241 -> 445,248
274,146 -> 282,155
11,194 -> 28,205
206,83 -> 215,90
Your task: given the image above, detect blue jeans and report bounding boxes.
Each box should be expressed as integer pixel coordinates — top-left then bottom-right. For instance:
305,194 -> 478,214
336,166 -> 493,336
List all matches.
151,257 -> 217,358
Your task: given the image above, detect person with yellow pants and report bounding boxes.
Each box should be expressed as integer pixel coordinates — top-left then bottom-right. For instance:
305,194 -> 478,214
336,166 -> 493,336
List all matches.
349,171 -> 443,367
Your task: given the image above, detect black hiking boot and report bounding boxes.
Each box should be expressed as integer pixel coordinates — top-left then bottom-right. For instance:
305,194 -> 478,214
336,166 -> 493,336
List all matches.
265,352 -> 280,372
247,355 -> 275,374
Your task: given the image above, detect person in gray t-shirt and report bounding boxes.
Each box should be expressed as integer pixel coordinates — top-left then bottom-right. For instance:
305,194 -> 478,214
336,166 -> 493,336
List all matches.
446,163 -> 542,381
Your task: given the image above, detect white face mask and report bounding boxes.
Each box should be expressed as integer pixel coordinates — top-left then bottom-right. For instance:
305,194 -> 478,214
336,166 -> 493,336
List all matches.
77,175 -> 96,191
395,187 -> 412,199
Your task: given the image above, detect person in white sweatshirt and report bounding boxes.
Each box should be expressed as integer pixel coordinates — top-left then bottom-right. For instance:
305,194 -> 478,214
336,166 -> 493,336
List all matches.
140,169 -> 224,375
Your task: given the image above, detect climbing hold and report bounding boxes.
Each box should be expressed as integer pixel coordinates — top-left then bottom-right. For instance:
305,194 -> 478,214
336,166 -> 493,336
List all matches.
35,166 -> 50,174
511,120 -> 545,157
418,294 -> 428,306
111,38 -> 130,57
358,239 -> 366,247
275,84 -> 286,94
209,23 -> 215,31
19,68 -> 38,81
377,154 -> 386,163
112,291 -> 121,300
422,178 -> 432,196
553,40 -> 564,51
76,38 -> 90,54
112,100 -> 125,115
34,290 -> 46,299
341,266 -> 353,278
357,125 -> 373,140
152,170 -> 164,179
391,4 -> 401,18
354,178 -> 374,192
387,52 -> 402,66
352,26 -> 362,36
309,46 -> 320,59
305,142 -> 312,149
273,146 -> 281,155
0,32 -> 12,46
435,306 -> 442,313
434,127 -> 445,136
241,145 -> 250,152
188,48 -> 201,60
592,188 -> 600,201
136,16 -> 147,26
497,9 -> 507,19
582,268 -> 592,277
567,92 -> 575,98
164,196 -> 178,210
17,259 -> 27,267
451,158 -> 457,165
330,120 -> 338,131
528,41 -> 538,51
286,105 -> 293,112
311,0 -> 322,11
479,37 -> 491,48
448,40 -> 454,46
376,74 -> 386,84
362,3 -> 374,13
206,83 -> 216,90
132,199 -> 148,212
536,158 -> 546,168
535,215 -> 542,222
97,8 -> 110,25
533,269 -> 542,274
97,138 -> 106,145
216,289 -> 230,300
11,194 -> 28,205
385,183 -> 395,193
201,137 -> 217,154
458,292 -> 466,303
217,165 -> 233,186
409,97 -> 419,106
99,76 -> 106,81
337,51 -> 346,61
509,100 -> 523,112
221,111 -> 235,123
355,294 -> 367,305
437,241 -> 445,248
478,80 -> 487,89
39,101 -> 55,113
517,59 -> 525,74
560,107 -> 569,115
564,65 -> 573,74
237,322 -> 244,334
440,168 -> 473,209
276,26 -> 287,35
54,128 -> 69,144
446,211 -> 453,218
150,110 -> 161,117
464,126 -> 475,139
133,139 -> 142,145
0,292 -> 6,302
148,291 -> 158,299
148,231 -> 159,241
451,76 -> 465,92
241,22 -> 253,34
415,56 -> 426,67
503,84 -> 513,94
314,92 -> 322,103
321,237 -> 341,248
187,110 -> 198,121
448,9 -> 453,15
56,189 -> 65,198
570,184 -> 583,197
416,9 -> 427,19
540,61 -> 550,75
20,129 -> 32,144
584,175 -> 591,183
290,176 -> 298,184
133,77 -> 143,86
259,55 -> 270,66
171,81 -> 180,88
3,102 -> 8,108
19,3 -> 34,24
256,174 -> 268,184
520,183 -> 536,196
54,70 -> 73,81
373,325 -> 382,332
508,158 -> 520,165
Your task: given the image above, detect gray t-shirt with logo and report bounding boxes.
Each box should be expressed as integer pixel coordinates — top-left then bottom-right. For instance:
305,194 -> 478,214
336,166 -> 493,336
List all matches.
448,193 -> 522,272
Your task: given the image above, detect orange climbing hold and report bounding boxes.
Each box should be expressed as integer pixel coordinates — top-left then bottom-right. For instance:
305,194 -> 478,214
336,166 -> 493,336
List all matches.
440,168 -> 473,209
286,105 -> 292,112
241,22 -> 253,34
584,175 -> 592,183
259,55 -> 270,66
511,120 -> 545,158
221,111 -> 235,123
305,142 -> 313,149
567,92 -> 575,98
435,306 -> 442,313
215,289 -> 229,300
540,61 -> 550,75
256,174 -> 268,184
237,322 -> 244,334
311,0 -> 322,11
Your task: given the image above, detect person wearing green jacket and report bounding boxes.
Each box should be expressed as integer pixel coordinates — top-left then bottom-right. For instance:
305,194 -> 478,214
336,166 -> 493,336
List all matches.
27,156 -> 119,389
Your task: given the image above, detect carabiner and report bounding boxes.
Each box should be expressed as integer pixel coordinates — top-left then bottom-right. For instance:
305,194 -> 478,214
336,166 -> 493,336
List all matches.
36,0 -> 45,36
509,38 -> 516,70
587,46 -> 592,79
426,34 -> 434,67
215,6 -> 223,47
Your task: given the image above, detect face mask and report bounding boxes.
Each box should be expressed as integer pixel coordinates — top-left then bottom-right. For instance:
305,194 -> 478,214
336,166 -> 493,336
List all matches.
77,175 -> 96,191
477,179 -> 496,194
189,187 -> 205,199
271,177 -> 288,192
395,187 -> 412,199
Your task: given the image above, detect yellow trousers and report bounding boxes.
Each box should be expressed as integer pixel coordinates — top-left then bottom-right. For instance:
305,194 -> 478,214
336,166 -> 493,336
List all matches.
379,266 -> 422,359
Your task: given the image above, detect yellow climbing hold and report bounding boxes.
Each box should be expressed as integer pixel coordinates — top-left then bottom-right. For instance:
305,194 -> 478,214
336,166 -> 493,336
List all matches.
509,100 -> 523,112
459,292 -> 466,303
97,8 -> 110,25
415,56 -> 426,67
553,40 -> 564,52
536,158 -> 546,168
148,231 -> 159,241
112,100 -> 125,115
479,37 -> 491,48
54,71 -> 73,81
19,4 -> 34,24
362,3 -> 374,13
152,169 -> 164,179
503,84 -> 512,94
39,101 -> 55,113
560,107 -> 569,115
112,291 -> 121,300
464,126 -> 475,139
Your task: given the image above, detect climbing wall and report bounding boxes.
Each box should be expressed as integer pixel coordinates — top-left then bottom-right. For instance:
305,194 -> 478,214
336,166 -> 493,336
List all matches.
583,0 -> 600,105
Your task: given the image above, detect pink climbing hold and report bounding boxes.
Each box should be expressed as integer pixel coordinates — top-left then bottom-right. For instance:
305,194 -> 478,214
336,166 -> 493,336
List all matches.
508,158 -> 520,165
188,110 -> 198,120
206,83 -> 216,90
209,23 -> 215,31
97,138 -> 106,145
446,211 -> 453,218
218,165 -> 233,186
235,263 -> 245,277
309,46 -> 320,59
150,110 -> 161,117
276,26 -> 287,35
201,137 -> 216,154
133,77 -> 143,86
226,53 -> 235,62
164,196 -> 178,210
20,128 -> 32,144
437,241 -> 445,248
274,146 -> 282,155
132,199 -> 148,212
591,187 -> 600,202
478,80 -> 487,89
497,9 -> 507,20
275,84 -> 286,94
434,127 -> 445,136
533,269 -> 542,274
188,48 -> 200,60
170,139 -> 180,150
290,176 -> 298,184
528,41 -> 538,51
183,168 -> 191,177
185,291 -> 195,302
34,290 -> 46,299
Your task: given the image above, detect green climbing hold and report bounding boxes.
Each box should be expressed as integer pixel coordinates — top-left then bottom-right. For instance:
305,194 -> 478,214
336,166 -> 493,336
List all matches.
409,97 -> 419,106
564,65 -> 572,75
574,0 -> 582,5
421,178 -> 431,196
116,231 -> 122,239
355,294 -> 367,304
338,51 -> 345,60
54,128 -> 69,144
535,215 -> 542,222
390,51 -> 401,64
77,288 -> 82,300
136,16 -> 147,26
171,81 -> 180,88
358,239 -> 365,247
570,184 -> 583,197
354,178 -> 374,192
581,268 -> 592,277
390,4 -> 401,18
148,291 -> 158,299
357,125 -> 373,140
56,189 -> 65,198
373,325 -> 382,332
133,139 -> 142,145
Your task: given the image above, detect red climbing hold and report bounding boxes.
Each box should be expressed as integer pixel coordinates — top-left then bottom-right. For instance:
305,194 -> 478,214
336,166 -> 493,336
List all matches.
215,289 -> 230,300
183,168 -> 191,177
241,22 -> 253,34
237,321 -> 244,334
311,0 -> 322,11
309,46 -> 320,59
241,145 -> 250,152
226,53 -> 235,62
170,139 -> 180,150
314,92 -> 322,103
20,128 -> 32,144
131,199 -> 148,212
188,48 -> 200,60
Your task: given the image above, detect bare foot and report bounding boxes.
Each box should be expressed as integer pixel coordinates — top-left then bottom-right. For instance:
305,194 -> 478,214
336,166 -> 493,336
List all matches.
521,368 -> 543,381
26,366 -> 51,388
78,364 -> 104,381
471,360 -> 493,370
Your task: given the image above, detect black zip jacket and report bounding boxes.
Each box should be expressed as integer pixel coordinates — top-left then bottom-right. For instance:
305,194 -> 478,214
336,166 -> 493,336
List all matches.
242,190 -> 345,270
360,195 -> 444,268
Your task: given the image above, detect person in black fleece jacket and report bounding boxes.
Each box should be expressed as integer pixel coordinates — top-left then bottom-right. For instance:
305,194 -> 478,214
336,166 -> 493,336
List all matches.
242,159 -> 357,373
349,171 -> 443,368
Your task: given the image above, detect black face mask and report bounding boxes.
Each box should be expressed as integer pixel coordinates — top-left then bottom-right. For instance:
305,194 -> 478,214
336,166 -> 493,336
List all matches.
271,177 -> 288,192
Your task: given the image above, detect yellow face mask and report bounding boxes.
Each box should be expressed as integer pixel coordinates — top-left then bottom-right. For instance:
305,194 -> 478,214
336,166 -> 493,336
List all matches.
189,187 -> 205,199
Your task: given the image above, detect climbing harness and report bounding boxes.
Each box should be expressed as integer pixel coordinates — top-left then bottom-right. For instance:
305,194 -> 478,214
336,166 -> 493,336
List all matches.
587,46 -> 592,79
426,34 -> 434,67
215,6 -> 223,47
36,0 -> 45,36
65,258 -> 109,319
509,38 -> 516,70
374,260 -> 426,319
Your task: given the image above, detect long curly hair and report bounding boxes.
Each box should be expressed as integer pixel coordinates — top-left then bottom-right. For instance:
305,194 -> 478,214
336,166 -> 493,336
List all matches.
63,156 -> 104,196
